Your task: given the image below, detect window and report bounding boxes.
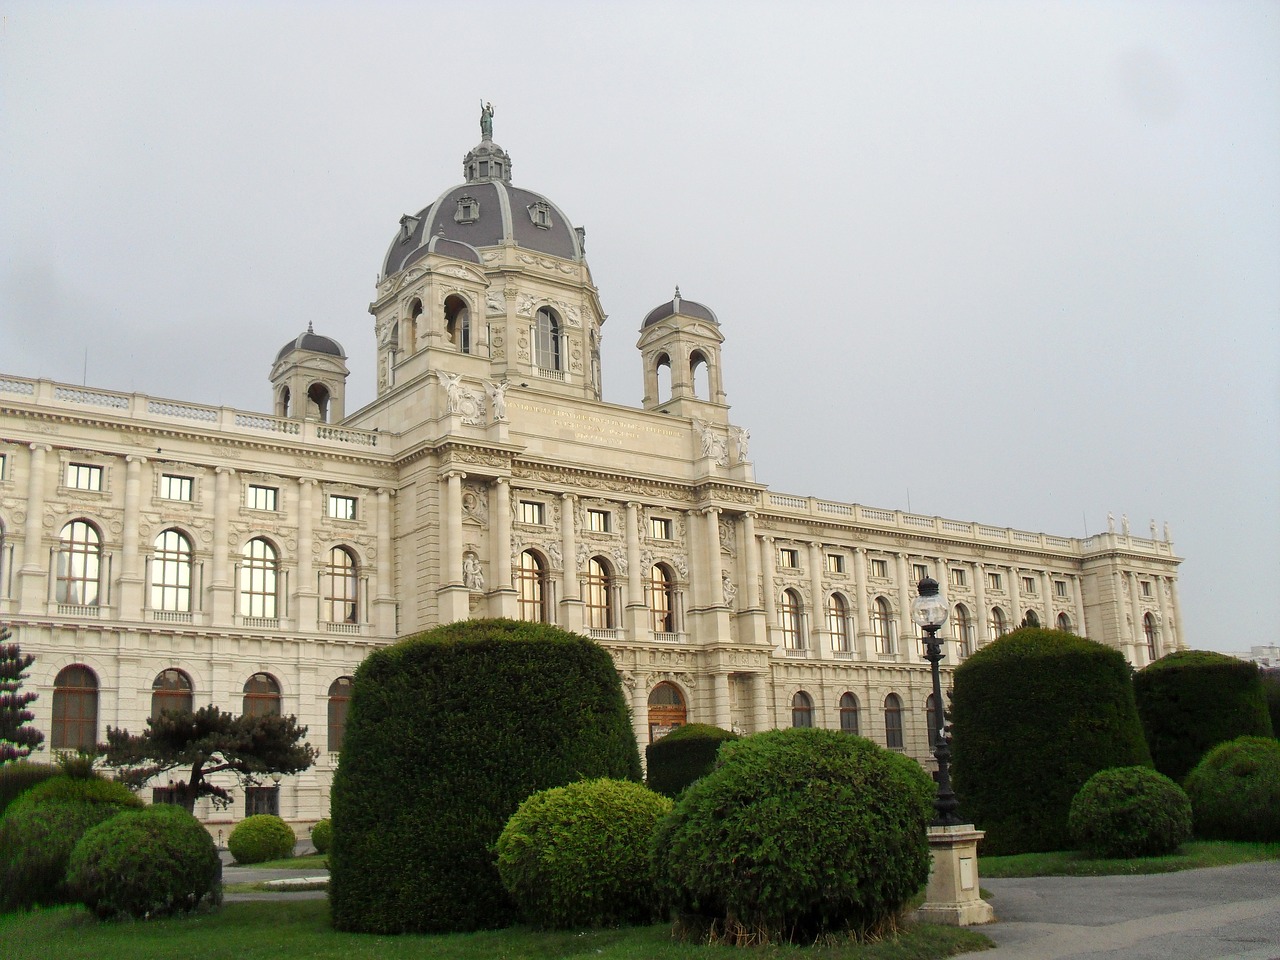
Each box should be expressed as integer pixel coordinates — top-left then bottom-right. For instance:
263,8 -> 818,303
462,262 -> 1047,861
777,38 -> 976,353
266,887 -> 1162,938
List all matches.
151,669 -> 194,720
1023,609 -> 1041,628
648,563 -> 675,633
247,484 -> 278,511
870,558 -> 888,578
779,548 -> 799,569
324,547 -> 359,623
1143,613 -> 1158,660
950,568 -> 967,588
534,307 -> 562,371
779,589 -> 803,650
952,603 -> 975,657
239,538 -> 279,619
328,495 -> 357,520
56,520 -> 101,605
826,554 -> 845,574
587,509 -> 611,533
884,693 -> 904,749
989,606 -> 1008,640
648,682 -> 686,741
871,596 -> 895,655
328,677 -> 354,752
827,594 -> 850,652
926,693 -> 942,749
987,572 -> 1003,591
160,474 -> 193,501
517,550 -> 549,622
648,516 -> 673,540
1141,581 -> 1152,598
243,673 -> 281,717
913,563 -> 929,583
245,786 -> 279,817
839,693 -> 860,734
528,200 -> 552,228
1057,612 -> 1073,632
151,529 -> 193,612
584,557 -> 615,630
791,691 -> 814,728
445,295 -> 471,354
519,500 -> 545,525
1022,576 -> 1036,594
0,452 -> 6,480
52,665 -> 98,750
454,195 -> 479,223
66,462 -> 103,491
1055,580 -> 1068,598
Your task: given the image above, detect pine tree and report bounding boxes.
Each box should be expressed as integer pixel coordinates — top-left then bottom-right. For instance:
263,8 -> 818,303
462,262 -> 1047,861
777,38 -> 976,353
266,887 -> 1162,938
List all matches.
0,624 -> 45,763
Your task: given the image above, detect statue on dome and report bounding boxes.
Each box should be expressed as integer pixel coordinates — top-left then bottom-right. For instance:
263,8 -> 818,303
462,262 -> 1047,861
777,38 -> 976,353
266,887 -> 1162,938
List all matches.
480,100 -> 494,140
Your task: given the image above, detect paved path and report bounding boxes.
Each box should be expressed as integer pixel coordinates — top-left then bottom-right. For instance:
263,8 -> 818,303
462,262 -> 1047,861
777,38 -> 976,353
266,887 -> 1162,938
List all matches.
955,860 -> 1280,960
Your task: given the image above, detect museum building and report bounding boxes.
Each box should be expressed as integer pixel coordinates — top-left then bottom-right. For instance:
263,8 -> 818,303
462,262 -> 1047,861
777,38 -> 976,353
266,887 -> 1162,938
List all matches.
0,118 -> 1185,830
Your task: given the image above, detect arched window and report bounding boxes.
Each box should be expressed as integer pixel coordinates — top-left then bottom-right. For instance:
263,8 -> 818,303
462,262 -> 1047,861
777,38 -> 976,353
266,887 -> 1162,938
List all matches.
690,351 -> 709,400
151,668 -> 194,720
952,603 -> 975,657
648,681 -> 686,741
1057,612 -> 1073,633
323,546 -> 359,624
151,529 -> 193,612
56,519 -> 101,606
307,382 -> 331,422
584,556 -> 615,630
240,538 -> 279,619
989,606 -> 1008,641
517,550 -> 549,622
445,295 -> 471,354
405,299 -> 422,355
648,563 -> 676,634
827,594 -> 850,652
871,597 -> 895,655
779,589 -> 804,650
279,386 -> 291,417
1024,609 -> 1041,628
52,665 -> 98,750
791,691 -> 813,728
925,693 -> 942,749
328,676 -> 354,752
535,307 -> 562,371
884,693 -> 904,749
1143,613 -> 1158,660
655,353 -> 672,403
839,692 -> 860,734
243,673 -> 281,718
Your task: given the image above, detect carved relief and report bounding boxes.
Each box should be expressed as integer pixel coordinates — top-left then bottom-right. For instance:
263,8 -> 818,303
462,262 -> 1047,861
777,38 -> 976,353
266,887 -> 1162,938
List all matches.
461,483 -> 489,524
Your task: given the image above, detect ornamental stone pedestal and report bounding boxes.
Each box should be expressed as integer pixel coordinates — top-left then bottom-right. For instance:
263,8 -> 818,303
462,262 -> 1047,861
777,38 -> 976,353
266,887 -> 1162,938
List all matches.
915,824 -> 995,926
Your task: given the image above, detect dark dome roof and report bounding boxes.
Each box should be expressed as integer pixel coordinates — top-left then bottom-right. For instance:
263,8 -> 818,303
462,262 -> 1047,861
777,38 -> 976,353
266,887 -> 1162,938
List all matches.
642,291 -> 719,329
275,325 -> 346,363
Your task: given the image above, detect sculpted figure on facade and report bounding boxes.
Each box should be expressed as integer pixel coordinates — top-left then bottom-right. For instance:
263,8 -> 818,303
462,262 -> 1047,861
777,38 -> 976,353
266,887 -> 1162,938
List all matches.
442,373 -> 466,414
731,426 -> 750,462
461,484 -> 488,524
463,552 -> 484,592
611,545 -> 628,575
721,571 -> 737,606
479,100 -> 494,140
484,379 -> 510,421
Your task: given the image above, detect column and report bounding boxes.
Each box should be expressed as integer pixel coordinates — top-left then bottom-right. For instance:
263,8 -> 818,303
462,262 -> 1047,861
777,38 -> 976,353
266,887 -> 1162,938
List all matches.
740,513 -> 760,610
1008,567 -> 1022,626
751,672 -> 771,733
1073,575 -> 1087,637
895,552 -> 912,661
761,536 -> 777,650
703,508 -> 723,606
1041,570 -> 1055,629
119,455 -> 146,617
1128,571 -> 1145,664
210,466 -> 236,623
1168,578 -> 1185,650
296,478 -> 317,632
631,674 -> 650,753
438,471 -> 469,622
489,479 -> 516,618
1155,574 -> 1172,659
974,561 -> 988,647
808,540 -> 828,657
624,503 -> 645,636
712,671 -> 731,729
559,493 -> 581,631
374,487 -> 396,635
17,444 -> 51,612
853,546 -> 870,657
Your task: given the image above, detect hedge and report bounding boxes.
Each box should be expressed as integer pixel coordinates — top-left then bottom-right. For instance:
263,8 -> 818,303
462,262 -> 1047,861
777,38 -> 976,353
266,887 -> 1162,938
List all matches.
1068,766 -> 1192,858
1184,736 -> 1280,842
645,723 -> 738,798
228,814 -> 296,864
0,760 -> 59,817
329,619 -> 641,934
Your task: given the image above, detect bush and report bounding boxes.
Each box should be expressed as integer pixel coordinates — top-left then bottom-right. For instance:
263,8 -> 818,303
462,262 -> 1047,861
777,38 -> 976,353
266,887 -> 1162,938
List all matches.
645,723 -> 738,798
4,773 -> 142,820
949,628 -> 1151,855
655,728 -> 934,945
1184,736 -> 1280,842
310,818 -> 332,854
0,801 -> 138,910
1261,669 -> 1280,742
67,804 -> 221,919
497,778 -> 671,929
329,619 -> 641,934
1068,766 -> 1192,858
228,814 -> 296,864
1134,650 -> 1273,783
0,760 -> 59,817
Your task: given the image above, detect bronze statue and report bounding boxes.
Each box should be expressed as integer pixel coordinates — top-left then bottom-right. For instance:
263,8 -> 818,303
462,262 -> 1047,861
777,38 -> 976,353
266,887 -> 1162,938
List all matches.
480,100 -> 494,140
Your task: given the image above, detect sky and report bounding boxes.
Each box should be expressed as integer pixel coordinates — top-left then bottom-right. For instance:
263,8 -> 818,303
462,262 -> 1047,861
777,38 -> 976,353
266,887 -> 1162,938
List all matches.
1,1 -> 1276,655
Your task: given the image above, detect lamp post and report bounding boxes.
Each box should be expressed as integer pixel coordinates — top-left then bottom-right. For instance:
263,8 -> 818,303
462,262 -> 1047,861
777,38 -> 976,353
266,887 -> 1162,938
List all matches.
911,576 -> 963,827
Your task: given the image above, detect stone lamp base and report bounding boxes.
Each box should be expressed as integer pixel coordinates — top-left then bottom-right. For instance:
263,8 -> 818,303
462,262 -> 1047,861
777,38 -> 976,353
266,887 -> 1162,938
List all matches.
914,823 -> 995,926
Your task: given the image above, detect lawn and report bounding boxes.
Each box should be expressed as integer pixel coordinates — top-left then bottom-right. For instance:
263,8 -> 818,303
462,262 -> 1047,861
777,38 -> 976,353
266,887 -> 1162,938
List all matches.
228,852 -> 329,870
979,840 -> 1280,878
0,901 -> 992,960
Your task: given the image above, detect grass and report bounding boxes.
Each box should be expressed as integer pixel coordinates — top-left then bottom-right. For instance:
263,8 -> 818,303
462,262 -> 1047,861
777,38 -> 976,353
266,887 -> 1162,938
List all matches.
0,900 -> 993,960
225,853 -> 328,870
979,840 -> 1280,878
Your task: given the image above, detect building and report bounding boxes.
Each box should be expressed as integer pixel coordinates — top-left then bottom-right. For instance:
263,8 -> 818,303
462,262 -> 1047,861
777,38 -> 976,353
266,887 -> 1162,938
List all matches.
0,116 -> 1185,830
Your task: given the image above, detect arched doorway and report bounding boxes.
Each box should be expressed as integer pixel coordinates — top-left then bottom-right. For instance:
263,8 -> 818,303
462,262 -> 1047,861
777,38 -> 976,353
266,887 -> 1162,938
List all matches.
648,681 -> 686,742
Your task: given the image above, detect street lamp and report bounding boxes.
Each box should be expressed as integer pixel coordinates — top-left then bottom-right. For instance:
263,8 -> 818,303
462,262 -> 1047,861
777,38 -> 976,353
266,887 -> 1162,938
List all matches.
911,576 -> 963,827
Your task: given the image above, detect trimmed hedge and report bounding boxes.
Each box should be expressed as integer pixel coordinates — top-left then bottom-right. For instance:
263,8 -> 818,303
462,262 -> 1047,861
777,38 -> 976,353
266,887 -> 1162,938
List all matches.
1068,766 -> 1191,858
645,723 -> 738,798
310,818 -> 332,854
67,804 -> 222,919
950,628 -> 1151,855
0,760 -> 59,817
1134,650 -> 1273,783
4,774 -> 142,820
655,728 -> 934,945
496,778 -> 672,929
228,814 -> 296,864
1261,670 -> 1280,742
1184,736 -> 1280,841
329,619 -> 642,934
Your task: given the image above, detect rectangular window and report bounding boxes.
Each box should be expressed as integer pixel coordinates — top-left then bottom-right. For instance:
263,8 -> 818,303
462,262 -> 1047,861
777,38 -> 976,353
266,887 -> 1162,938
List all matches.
519,500 -> 545,525
826,554 -> 845,574
950,568 -> 967,588
870,558 -> 888,579
160,474 -> 193,501
1022,576 -> 1036,595
244,785 -> 280,817
779,548 -> 799,569
587,508 -> 611,533
1055,580 -> 1068,598
247,485 -> 278,511
66,463 -> 103,491
328,494 -> 357,520
987,572 -> 1003,591
648,517 -> 673,540
1141,581 -> 1152,597
912,563 -> 929,583
0,452 -> 7,481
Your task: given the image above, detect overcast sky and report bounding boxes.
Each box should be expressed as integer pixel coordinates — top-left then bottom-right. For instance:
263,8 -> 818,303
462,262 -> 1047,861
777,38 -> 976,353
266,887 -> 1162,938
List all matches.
2,1 -> 1276,656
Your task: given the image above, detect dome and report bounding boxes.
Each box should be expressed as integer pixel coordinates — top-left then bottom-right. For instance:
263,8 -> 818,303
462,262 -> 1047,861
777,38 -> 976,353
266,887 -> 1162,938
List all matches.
641,289 -> 719,329
275,324 -> 346,363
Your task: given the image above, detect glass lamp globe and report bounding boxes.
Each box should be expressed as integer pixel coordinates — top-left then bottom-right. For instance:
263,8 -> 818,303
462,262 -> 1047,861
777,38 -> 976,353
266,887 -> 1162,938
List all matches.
911,576 -> 950,630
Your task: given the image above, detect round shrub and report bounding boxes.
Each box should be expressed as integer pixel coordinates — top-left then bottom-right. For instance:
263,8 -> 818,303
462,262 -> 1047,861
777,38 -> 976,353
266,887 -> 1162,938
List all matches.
5,774 -> 143,819
1068,766 -> 1192,858
1184,736 -> 1280,841
0,760 -> 59,817
228,814 -> 296,864
950,628 -> 1151,855
67,804 -> 221,919
497,778 -> 671,929
310,818 -> 332,854
655,728 -> 934,945
645,723 -> 738,798
329,619 -> 641,934
0,802 -> 131,909
1134,650 -> 1273,783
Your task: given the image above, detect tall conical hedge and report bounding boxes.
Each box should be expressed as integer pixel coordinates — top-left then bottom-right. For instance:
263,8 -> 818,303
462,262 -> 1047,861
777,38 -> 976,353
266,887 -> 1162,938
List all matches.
328,619 -> 641,934
949,627 -> 1150,854
645,723 -> 738,798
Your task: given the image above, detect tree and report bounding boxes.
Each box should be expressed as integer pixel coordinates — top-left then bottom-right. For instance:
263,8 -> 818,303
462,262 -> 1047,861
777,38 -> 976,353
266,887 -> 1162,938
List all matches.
0,625 -> 44,763
101,705 -> 316,810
